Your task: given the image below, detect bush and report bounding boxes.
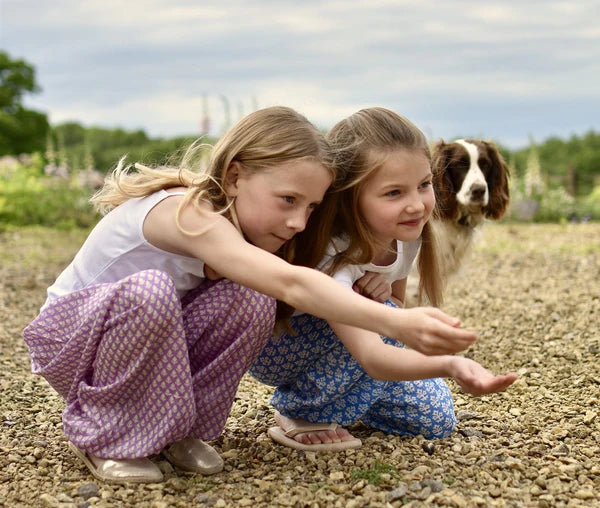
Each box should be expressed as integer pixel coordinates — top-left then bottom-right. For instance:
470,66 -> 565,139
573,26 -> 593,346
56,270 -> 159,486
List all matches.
575,185 -> 600,221
0,154 -> 100,229
535,187 -> 577,223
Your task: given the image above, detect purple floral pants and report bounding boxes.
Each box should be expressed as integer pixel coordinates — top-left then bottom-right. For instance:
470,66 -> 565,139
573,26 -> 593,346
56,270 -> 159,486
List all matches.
23,270 -> 275,458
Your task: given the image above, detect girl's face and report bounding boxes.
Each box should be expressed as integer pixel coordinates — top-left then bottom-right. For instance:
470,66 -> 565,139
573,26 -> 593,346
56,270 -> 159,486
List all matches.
358,149 -> 434,248
226,159 -> 332,253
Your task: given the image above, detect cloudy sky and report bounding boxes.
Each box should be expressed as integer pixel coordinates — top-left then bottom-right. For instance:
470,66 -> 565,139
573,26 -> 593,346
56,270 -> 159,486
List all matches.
2,0 -> 599,149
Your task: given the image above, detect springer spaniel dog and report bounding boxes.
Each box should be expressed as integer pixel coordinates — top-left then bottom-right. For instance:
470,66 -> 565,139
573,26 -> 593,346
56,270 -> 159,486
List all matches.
406,138 -> 510,306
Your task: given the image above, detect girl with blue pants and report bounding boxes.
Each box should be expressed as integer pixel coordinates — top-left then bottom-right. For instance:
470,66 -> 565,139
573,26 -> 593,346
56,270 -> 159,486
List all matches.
251,108 -> 516,450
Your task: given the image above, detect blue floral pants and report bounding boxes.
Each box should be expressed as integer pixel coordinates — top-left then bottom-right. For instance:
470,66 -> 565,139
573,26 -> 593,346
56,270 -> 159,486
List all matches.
250,304 -> 456,439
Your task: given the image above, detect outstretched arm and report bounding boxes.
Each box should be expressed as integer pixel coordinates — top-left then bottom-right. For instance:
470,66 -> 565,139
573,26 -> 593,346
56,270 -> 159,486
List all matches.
146,198 -> 477,354
330,321 -> 517,393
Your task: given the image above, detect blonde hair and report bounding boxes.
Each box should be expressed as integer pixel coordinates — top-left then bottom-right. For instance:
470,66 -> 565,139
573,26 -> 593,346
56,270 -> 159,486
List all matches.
326,107 -> 444,306
92,106 -> 333,222
90,106 -> 336,320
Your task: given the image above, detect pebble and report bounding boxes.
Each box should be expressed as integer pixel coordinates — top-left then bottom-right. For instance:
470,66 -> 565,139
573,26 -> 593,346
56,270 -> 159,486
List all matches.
458,428 -> 483,438
39,494 -> 59,507
456,410 -> 481,421
77,483 -> 100,500
3,225 -> 600,507
387,485 -> 407,501
421,479 -> 444,493
421,442 -> 435,455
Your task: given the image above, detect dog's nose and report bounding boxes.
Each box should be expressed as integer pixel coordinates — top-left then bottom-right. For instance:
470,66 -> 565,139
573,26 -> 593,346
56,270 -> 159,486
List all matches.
469,183 -> 487,201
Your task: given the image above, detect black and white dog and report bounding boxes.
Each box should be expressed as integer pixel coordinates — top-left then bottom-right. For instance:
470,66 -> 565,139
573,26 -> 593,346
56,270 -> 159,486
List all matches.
406,139 -> 510,305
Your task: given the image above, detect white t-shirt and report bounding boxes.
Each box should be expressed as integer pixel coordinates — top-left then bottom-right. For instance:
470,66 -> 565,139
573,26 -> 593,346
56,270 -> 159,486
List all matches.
293,236 -> 421,316
43,189 -> 206,309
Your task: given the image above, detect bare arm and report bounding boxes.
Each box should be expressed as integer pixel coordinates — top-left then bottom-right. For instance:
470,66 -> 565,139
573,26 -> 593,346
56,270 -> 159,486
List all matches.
391,279 -> 407,308
145,197 -> 477,354
329,321 -> 517,394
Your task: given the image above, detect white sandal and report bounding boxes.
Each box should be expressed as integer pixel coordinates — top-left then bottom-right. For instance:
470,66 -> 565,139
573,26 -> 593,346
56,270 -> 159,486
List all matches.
268,411 -> 362,451
69,442 -> 163,484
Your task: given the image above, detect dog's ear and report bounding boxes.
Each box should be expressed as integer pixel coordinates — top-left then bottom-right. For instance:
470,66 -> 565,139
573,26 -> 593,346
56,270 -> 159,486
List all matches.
432,140 -> 459,220
482,140 -> 510,219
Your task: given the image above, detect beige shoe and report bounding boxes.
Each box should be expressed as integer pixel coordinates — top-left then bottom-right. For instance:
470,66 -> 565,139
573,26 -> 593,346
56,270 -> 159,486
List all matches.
162,437 -> 224,475
69,442 -> 163,484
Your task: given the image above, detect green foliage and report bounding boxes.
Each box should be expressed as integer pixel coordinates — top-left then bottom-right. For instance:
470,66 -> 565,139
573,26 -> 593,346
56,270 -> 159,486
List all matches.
577,185 -> 600,219
0,51 -> 49,155
351,460 -> 400,486
0,154 -> 99,229
50,122 -> 210,174
535,187 -> 577,222
512,130 -> 600,198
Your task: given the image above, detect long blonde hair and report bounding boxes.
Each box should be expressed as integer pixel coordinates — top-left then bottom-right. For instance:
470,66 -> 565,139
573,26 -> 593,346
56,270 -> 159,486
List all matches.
326,107 -> 444,306
90,106 -> 337,317
92,106 -> 332,219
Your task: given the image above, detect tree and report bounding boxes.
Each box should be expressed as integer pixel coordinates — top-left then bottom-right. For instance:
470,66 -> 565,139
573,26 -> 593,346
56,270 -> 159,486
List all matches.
0,51 -> 49,155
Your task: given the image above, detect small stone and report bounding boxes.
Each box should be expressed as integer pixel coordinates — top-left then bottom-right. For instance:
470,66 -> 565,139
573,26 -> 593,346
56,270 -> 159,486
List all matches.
489,487 -> 502,497
421,479 -> 444,493
408,481 -> 422,491
263,451 -> 277,461
329,471 -> 344,481
422,442 -> 435,455
530,485 -> 543,495
56,493 -> 74,503
214,499 -> 227,508
456,410 -> 481,421
77,482 -> 100,500
387,485 -> 407,501
583,411 -> 597,424
509,408 -> 521,417
574,490 -> 595,500
39,494 -> 59,507
165,478 -> 187,491
411,465 -> 430,475
458,428 -> 483,438
550,443 -> 570,456
195,493 -> 213,504
221,449 -> 239,459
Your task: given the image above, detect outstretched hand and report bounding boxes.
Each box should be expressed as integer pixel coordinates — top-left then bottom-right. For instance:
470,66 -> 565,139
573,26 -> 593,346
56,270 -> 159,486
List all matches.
398,307 -> 477,355
449,357 -> 518,396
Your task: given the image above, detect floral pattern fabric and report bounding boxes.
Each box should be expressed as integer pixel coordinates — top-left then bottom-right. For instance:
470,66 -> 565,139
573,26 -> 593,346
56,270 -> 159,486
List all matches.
24,270 -> 275,458
250,302 -> 456,439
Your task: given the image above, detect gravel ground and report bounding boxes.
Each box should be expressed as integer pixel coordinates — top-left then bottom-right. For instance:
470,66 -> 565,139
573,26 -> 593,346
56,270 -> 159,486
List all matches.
1,223 -> 599,508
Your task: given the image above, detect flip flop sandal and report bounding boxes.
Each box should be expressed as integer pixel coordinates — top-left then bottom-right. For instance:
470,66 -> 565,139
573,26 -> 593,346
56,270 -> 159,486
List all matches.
268,419 -> 362,451
68,442 -> 163,484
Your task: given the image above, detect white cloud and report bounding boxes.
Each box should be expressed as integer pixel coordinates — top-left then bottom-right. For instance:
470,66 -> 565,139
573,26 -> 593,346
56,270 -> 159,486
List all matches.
2,0 -> 599,149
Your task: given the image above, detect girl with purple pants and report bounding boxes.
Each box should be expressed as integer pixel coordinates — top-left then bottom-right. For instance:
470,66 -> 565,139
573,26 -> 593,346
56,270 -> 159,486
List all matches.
24,106 -> 481,485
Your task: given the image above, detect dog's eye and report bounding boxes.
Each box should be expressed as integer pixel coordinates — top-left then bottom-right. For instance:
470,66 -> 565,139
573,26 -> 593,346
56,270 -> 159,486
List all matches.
451,157 -> 469,170
478,158 -> 492,173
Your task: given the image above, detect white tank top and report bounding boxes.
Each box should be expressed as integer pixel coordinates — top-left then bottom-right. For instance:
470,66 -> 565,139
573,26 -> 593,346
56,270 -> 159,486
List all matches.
42,189 -> 206,309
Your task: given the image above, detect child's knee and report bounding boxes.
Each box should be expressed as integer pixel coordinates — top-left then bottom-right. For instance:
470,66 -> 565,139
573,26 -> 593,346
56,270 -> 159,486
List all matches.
216,279 -> 276,334
112,270 -> 180,327
421,408 -> 457,439
118,269 -> 178,301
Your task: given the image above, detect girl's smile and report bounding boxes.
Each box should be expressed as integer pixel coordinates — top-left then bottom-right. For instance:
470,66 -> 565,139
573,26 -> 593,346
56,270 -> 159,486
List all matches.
358,149 -> 435,247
